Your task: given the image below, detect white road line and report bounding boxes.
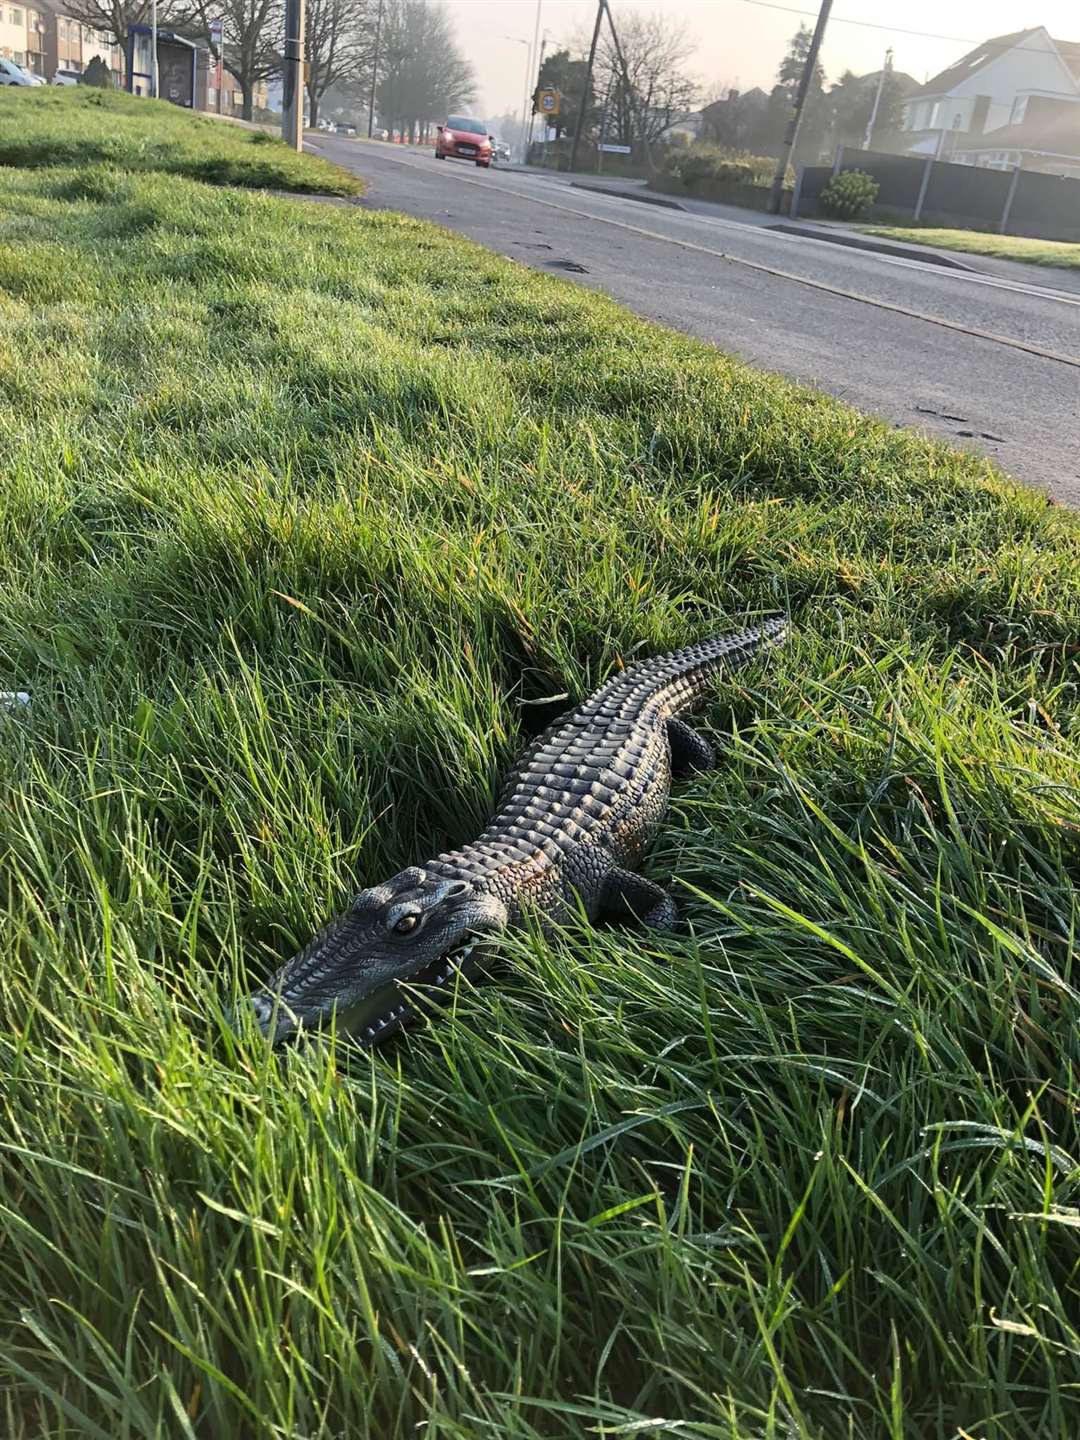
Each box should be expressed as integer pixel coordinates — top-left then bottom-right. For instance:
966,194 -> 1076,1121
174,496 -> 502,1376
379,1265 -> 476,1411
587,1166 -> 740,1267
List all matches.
313,142 -> 1080,366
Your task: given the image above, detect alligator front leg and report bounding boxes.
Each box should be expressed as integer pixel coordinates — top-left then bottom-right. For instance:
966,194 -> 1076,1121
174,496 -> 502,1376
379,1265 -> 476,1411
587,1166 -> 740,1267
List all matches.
666,718 -> 716,775
600,866 -> 678,930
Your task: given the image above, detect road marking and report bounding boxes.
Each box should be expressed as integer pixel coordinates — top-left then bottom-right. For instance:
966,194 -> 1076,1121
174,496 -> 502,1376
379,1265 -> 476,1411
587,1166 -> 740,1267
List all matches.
351,147 -> 1080,307
355,145 -> 1080,308
313,142 -> 1080,369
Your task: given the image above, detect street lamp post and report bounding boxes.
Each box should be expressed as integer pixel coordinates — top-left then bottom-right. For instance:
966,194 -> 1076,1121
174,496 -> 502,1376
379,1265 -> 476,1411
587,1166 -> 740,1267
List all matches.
863,47 -> 893,150
500,34 -> 531,159
367,0 -> 383,138
526,0 -> 541,153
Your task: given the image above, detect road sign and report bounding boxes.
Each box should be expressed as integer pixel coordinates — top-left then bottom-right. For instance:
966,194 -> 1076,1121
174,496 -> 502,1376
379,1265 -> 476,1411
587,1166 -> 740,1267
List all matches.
598,143 -> 631,154
538,88 -> 560,116
209,15 -> 223,99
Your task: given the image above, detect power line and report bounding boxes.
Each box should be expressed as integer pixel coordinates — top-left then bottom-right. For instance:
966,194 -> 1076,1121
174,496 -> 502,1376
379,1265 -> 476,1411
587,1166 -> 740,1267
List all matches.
725,4 -> 1074,58
728,0 -> 977,45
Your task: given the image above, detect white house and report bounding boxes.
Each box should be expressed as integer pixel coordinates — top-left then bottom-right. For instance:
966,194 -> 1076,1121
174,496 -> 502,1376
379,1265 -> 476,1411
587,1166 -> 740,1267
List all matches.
900,27 -> 1080,162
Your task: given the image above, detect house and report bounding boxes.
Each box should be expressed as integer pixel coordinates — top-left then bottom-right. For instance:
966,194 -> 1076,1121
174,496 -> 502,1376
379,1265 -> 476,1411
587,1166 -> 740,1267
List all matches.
954,95 -> 1080,177
79,20 -> 123,87
0,1 -> 47,77
207,74 -> 271,118
899,26 -> 1080,168
34,2 -> 123,86
698,87 -> 770,151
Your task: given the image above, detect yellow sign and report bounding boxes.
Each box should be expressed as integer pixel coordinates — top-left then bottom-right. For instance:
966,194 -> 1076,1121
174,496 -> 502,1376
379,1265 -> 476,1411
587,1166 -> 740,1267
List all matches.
538,88 -> 560,116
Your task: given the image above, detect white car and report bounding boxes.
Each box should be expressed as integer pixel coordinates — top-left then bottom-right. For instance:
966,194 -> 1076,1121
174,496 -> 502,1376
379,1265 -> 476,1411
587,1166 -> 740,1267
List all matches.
0,58 -> 45,86
52,67 -> 82,86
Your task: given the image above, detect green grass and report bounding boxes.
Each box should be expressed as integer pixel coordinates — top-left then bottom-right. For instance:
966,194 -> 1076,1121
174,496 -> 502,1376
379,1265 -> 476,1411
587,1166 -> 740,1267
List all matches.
864,224 -> 1080,272
2,115 -> 1080,1440
0,87 -> 362,195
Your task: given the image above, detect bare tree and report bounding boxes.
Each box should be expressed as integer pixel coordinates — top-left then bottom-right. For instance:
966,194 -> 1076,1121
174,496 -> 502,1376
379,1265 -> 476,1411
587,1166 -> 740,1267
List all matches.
306,0 -> 374,129
184,0 -> 283,120
58,0 -> 177,54
376,0 -> 475,142
594,10 -> 698,149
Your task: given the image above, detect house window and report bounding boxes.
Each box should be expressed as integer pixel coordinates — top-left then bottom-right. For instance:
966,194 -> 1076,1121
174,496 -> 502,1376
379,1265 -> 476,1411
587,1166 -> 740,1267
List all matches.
10,7 -> 24,22
951,112 -> 963,129
1010,96 -> 1027,124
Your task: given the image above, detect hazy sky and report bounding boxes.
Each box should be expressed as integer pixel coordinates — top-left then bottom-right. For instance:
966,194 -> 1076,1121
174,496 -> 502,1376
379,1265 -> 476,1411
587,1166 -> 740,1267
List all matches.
442,0 -> 1080,120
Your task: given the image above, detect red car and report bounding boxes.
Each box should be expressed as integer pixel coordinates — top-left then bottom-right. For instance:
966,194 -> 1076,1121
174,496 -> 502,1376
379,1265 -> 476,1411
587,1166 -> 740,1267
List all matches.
435,116 -> 494,168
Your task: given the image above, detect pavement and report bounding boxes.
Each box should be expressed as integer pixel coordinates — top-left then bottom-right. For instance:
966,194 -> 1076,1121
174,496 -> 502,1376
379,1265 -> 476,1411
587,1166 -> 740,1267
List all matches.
311,137 -> 1080,503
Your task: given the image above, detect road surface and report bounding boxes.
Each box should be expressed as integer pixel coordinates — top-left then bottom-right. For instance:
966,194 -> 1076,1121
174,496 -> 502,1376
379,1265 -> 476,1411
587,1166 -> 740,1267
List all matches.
313,137 -> 1080,504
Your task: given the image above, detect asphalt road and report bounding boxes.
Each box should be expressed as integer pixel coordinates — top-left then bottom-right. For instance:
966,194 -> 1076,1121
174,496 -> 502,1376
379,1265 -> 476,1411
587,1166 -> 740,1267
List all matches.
314,136 -> 1080,503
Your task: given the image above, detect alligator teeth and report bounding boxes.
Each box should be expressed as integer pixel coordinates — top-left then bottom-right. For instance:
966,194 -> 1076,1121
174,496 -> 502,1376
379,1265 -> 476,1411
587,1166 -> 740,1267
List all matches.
360,941 -> 482,1044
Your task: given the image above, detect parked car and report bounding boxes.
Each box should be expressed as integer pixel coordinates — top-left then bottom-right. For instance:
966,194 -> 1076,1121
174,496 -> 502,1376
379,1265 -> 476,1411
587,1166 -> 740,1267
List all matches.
435,116 -> 493,168
51,67 -> 82,86
338,123 -> 357,137
491,139 -> 511,164
1,58 -> 45,86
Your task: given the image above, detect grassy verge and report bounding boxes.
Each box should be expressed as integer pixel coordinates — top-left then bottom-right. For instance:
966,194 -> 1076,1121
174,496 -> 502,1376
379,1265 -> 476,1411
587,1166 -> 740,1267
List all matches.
864,223 -> 1080,272
2,114 -> 1080,1440
0,87 -> 362,195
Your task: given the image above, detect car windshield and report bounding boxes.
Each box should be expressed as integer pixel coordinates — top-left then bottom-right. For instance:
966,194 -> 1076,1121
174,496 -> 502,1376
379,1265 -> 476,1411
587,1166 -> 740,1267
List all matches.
446,117 -> 486,135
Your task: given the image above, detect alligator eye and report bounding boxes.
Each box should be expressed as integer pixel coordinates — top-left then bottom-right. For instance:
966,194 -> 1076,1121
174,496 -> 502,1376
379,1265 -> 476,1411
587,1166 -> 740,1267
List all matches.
392,913 -> 419,935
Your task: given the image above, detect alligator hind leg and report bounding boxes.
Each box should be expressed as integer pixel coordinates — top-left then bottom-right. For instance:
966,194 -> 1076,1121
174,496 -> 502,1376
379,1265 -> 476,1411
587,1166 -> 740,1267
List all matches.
600,866 -> 678,930
666,718 -> 715,775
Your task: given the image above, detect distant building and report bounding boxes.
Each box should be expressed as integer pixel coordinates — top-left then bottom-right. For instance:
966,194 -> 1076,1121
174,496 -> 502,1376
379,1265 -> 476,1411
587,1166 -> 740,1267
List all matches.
698,87 -> 770,152
954,98 -> 1080,177
80,19 -> 123,87
207,73 -> 271,117
899,26 -> 1080,173
25,2 -> 125,86
0,2 -> 47,78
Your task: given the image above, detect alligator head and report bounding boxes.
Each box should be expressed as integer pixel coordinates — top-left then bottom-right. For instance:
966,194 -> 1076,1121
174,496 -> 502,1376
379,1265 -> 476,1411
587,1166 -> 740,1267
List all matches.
244,867 -> 508,1046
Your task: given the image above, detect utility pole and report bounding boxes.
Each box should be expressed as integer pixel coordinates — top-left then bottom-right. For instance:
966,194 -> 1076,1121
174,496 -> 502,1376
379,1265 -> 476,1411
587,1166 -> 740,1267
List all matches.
569,0 -> 604,173
281,0 -> 306,150
367,0 -> 383,138
863,46 -> 892,150
150,0 -> 158,98
602,0 -> 654,175
767,0 -> 832,214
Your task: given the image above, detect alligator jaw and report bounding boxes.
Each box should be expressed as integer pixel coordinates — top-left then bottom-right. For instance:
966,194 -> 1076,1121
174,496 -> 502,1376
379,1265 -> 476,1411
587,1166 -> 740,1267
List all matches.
343,938 -> 485,1046
250,937 -> 487,1048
